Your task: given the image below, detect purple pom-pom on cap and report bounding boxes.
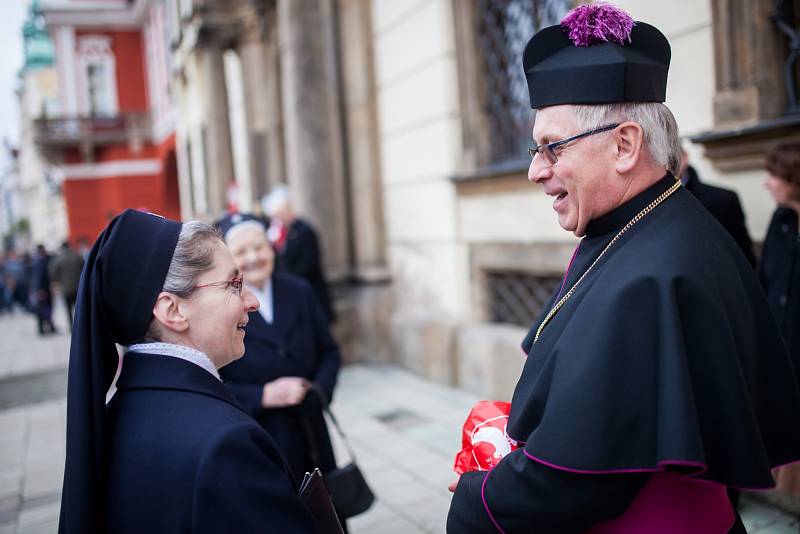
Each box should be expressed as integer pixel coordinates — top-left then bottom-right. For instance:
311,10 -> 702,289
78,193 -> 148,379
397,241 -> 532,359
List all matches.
560,3 -> 635,47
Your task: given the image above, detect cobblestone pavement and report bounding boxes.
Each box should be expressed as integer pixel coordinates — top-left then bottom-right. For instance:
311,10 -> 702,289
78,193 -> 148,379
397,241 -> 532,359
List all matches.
0,306 -> 797,533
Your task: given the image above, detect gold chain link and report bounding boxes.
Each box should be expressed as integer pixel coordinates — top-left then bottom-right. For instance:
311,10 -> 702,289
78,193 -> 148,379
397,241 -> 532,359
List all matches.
533,180 -> 682,344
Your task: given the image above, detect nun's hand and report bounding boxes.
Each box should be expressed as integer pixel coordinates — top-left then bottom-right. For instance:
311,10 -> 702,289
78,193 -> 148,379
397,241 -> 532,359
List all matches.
261,377 -> 312,408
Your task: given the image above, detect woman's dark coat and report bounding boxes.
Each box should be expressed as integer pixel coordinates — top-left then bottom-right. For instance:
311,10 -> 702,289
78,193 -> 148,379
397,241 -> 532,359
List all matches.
220,272 -> 341,484
276,218 -> 335,323
106,352 -> 316,533
759,206 -> 800,382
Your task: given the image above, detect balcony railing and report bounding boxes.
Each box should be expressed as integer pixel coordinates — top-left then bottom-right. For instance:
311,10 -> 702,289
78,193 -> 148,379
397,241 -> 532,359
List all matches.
33,112 -> 151,150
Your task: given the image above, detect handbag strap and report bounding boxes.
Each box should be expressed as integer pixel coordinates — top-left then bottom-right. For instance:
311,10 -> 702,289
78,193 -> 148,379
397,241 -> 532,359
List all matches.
322,404 -> 358,464
311,384 -> 358,464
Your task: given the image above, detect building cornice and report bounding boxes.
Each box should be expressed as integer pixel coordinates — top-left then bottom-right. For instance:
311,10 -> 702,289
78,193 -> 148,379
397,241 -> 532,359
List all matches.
40,0 -> 151,28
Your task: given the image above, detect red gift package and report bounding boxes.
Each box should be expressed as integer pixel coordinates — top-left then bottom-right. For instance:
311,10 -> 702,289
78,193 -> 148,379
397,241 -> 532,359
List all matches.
453,400 -> 520,474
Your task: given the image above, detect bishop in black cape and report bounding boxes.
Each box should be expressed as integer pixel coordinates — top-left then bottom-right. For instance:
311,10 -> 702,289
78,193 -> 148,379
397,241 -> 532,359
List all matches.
447,5 -> 800,534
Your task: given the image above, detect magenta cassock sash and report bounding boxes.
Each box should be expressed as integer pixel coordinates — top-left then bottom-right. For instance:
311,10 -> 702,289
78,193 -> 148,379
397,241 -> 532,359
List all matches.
587,472 -> 734,533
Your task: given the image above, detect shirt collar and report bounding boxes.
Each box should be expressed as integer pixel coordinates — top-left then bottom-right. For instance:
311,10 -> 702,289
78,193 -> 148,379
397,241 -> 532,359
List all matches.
126,342 -> 221,381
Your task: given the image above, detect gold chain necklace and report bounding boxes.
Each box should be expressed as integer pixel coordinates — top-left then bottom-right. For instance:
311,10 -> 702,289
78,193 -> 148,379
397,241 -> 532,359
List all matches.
533,180 -> 682,344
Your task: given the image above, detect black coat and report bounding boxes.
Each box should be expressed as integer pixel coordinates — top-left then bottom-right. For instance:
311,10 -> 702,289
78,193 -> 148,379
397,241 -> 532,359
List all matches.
448,176 -> 800,533
30,254 -> 53,307
276,219 -> 335,323
220,273 -> 341,485
106,352 -> 316,533
758,207 -> 800,382
684,166 -> 756,266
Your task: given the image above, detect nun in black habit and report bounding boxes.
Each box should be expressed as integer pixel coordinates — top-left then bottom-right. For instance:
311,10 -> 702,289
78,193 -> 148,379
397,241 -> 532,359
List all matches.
58,209 -> 317,533
447,4 -> 800,533
215,214 -> 341,489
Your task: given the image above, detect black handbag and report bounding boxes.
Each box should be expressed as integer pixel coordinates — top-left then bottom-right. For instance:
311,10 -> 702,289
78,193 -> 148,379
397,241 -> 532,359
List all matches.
299,468 -> 345,534
320,408 -> 375,518
301,387 -> 376,519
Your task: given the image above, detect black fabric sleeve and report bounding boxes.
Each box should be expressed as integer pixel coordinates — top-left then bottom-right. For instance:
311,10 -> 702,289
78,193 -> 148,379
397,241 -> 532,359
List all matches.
290,225 -> 321,280
192,422 -> 317,533
447,450 -> 649,534
727,197 -> 756,268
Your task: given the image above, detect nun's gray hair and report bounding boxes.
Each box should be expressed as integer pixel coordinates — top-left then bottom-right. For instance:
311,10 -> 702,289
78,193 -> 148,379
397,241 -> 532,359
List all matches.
160,221 -> 222,298
142,221 -> 222,341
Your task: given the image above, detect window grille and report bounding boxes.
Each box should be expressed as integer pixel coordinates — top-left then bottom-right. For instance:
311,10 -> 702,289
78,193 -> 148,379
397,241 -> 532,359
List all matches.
487,270 -> 562,327
475,0 -> 570,164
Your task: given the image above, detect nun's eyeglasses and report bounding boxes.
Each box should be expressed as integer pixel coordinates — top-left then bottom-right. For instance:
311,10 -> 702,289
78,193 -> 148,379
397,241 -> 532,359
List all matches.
193,275 -> 244,297
528,123 -> 620,165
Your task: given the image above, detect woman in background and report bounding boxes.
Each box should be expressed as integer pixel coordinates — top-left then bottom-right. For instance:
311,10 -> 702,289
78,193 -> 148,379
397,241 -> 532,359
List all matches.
759,142 -> 800,499
217,213 -> 341,488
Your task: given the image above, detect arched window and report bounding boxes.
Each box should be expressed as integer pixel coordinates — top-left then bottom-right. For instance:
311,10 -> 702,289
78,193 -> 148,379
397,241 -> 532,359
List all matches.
76,35 -> 118,116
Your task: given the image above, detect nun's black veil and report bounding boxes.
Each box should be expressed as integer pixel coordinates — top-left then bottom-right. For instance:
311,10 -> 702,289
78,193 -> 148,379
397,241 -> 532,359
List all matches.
58,209 -> 181,533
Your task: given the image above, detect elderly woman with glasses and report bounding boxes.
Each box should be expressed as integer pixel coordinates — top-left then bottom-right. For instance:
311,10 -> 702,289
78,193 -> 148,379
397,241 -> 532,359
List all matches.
214,213 -> 343,516
58,209 -> 317,534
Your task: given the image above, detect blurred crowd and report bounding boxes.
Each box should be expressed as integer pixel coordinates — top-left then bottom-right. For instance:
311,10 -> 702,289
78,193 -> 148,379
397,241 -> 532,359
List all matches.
0,238 -> 87,335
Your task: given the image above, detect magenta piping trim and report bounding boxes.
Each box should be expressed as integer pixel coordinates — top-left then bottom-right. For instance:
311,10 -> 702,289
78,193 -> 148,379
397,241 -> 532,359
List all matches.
480,469 -> 508,534
524,450 -> 794,490
524,449 -> 707,475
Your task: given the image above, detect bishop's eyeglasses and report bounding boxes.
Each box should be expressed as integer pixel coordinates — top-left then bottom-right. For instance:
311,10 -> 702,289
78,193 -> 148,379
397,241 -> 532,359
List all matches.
528,123 -> 620,165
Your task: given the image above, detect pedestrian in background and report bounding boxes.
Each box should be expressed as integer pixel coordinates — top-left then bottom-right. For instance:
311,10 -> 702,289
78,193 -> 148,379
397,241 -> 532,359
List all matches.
680,147 -> 756,266
59,209 -> 317,533
759,142 -> 800,500
216,213 -> 343,523
50,241 -> 85,332
30,244 -> 56,335
263,185 -> 335,324
447,4 -> 800,533
4,250 -> 28,313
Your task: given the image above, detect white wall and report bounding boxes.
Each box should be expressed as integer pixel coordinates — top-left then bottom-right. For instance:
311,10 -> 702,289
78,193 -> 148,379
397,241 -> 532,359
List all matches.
222,49 -> 254,214
144,0 -> 176,143
174,53 -> 209,219
372,0 -> 468,318
18,68 -> 67,249
617,0 -> 772,241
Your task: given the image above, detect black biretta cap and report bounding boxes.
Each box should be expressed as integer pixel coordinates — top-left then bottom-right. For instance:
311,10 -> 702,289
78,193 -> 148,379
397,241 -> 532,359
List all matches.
522,4 -> 670,109
59,209 -> 181,533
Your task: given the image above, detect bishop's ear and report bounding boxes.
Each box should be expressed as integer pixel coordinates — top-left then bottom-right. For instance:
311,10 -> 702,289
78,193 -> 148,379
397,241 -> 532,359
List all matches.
613,121 -> 644,174
152,292 -> 189,333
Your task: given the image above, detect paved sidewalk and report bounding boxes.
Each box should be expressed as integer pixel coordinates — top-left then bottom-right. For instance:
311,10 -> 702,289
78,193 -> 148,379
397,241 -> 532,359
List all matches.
0,308 -> 798,533
0,308 -> 69,534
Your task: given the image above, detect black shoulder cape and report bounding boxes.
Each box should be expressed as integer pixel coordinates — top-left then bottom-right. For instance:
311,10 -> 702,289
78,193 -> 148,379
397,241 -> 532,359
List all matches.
513,176 -> 800,489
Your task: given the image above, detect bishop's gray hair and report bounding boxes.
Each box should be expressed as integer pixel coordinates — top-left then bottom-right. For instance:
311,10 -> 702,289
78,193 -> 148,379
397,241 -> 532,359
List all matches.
572,102 -> 681,177
142,221 -> 222,342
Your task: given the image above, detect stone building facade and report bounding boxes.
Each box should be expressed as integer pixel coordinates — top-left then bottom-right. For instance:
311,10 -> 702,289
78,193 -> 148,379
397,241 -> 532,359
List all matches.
165,0 -> 799,404
36,0 -> 180,244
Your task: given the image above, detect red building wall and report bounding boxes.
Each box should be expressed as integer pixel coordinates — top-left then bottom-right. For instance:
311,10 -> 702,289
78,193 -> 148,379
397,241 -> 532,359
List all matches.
62,135 -> 180,242
111,31 -> 148,112
75,29 -> 148,112
61,28 -> 178,243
